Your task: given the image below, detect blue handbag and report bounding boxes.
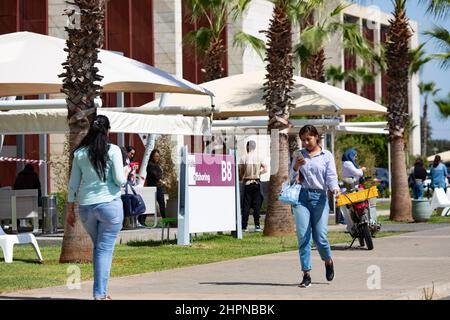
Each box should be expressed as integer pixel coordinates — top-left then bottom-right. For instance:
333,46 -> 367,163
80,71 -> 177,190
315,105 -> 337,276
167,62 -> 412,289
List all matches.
278,180 -> 302,205
121,182 -> 146,217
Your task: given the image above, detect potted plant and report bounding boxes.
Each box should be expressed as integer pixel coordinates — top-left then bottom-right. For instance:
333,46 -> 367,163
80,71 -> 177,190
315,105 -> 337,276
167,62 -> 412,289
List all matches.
411,198 -> 432,222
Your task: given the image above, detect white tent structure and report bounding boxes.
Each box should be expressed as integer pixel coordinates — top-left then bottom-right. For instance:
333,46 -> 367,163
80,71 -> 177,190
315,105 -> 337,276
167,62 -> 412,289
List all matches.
0,32 -> 213,97
0,32 -> 215,191
143,71 -> 387,117
0,108 -> 210,136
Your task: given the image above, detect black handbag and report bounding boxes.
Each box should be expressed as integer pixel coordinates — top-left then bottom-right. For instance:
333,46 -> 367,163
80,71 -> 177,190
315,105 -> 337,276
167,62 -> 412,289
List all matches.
121,182 -> 146,217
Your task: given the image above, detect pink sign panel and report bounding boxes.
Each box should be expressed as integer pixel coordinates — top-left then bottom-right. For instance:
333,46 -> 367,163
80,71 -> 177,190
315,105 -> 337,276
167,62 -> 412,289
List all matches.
188,153 -> 235,187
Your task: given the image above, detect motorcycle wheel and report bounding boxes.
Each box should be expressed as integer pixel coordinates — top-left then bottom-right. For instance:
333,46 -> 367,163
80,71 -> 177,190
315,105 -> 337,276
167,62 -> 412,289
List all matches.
362,224 -> 374,250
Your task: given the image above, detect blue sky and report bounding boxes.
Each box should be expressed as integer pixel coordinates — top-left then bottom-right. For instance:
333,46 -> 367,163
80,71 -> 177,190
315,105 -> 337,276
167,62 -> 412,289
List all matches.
363,0 -> 450,140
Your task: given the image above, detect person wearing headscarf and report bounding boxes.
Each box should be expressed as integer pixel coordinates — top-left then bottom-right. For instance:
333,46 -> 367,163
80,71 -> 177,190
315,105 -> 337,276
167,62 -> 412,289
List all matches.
340,148 -> 366,233
341,148 -> 366,184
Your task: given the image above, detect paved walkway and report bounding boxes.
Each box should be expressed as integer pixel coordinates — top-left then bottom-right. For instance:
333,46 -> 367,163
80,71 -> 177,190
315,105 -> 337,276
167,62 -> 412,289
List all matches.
2,224 -> 450,300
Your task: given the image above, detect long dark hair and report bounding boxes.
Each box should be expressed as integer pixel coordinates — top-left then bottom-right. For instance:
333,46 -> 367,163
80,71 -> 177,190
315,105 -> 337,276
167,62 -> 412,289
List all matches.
76,115 -> 111,181
433,155 -> 441,168
150,148 -> 160,163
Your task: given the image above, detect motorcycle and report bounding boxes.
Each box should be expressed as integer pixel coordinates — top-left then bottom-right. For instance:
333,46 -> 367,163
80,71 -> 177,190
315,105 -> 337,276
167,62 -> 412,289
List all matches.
338,177 -> 381,250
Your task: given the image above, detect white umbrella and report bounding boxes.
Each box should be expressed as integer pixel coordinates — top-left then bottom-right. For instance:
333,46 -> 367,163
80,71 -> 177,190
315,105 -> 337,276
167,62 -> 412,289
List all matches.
0,108 -> 210,136
144,71 -> 386,117
0,32 -> 212,98
427,151 -> 450,163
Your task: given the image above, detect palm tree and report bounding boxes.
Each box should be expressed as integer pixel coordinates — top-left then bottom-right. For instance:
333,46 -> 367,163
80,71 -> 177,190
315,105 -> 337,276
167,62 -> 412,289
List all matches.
183,0 -> 261,82
345,66 -> 377,96
262,0 -> 296,236
424,26 -> 450,69
58,0 -> 105,263
434,92 -> 450,118
418,82 -> 440,155
325,65 -> 346,86
385,0 -> 413,222
294,3 -> 383,82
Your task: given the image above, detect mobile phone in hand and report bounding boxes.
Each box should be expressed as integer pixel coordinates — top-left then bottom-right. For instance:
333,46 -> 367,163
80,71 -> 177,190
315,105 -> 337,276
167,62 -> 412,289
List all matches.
293,150 -> 304,161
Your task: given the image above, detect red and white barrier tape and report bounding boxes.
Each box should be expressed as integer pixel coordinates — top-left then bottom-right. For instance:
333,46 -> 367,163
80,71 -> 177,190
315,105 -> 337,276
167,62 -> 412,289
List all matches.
0,156 -> 49,165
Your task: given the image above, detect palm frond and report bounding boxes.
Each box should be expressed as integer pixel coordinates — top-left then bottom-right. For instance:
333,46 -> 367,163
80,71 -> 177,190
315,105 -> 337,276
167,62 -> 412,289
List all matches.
293,42 -> 313,63
325,65 -> 346,85
434,92 -> 450,118
424,25 -> 450,69
418,81 -> 440,96
233,31 -> 266,60
299,25 -> 329,54
408,43 -> 432,75
424,25 -> 450,50
182,28 -> 213,56
329,2 -> 353,17
418,0 -> 450,19
231,0 -> 252,21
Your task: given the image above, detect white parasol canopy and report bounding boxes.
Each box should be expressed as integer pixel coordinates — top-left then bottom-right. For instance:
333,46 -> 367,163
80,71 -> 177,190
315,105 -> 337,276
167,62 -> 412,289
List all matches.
0,32 -> 213,98
0,108 -> 210,136
427,151 -> 450,163
144,71 -> 387,117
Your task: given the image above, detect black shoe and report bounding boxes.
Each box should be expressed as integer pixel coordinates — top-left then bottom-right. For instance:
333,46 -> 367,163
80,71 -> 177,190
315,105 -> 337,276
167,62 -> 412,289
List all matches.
299,274 -> 311,288
325,260 -> 334,281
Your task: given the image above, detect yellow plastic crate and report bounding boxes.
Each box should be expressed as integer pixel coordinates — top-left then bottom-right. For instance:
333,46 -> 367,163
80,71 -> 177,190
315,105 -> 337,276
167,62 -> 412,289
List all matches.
336,186 -> 379,207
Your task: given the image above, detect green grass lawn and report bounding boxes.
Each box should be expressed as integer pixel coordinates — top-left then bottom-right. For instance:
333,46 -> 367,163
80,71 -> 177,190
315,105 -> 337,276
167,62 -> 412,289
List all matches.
378,214 -> 450,224
0,231 -> 401,294
376,201 -> 391,211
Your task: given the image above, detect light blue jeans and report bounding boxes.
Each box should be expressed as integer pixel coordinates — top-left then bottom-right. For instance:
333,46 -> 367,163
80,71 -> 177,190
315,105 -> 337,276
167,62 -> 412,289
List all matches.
292,189 -> 332,272
79,197 -> 123,299
413,181 -> 424,199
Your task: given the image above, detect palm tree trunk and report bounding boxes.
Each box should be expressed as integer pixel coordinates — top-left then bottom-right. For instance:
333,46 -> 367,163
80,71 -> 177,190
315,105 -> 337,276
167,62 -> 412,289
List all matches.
59,0 -> 106,263
304,49 -> 326,82
262,0 -> 296,236
386,0 -> 412,222
265,134 -> 295,235
422,97 -> 429,156
204,38 -> 226,82
389,137 -> 412,221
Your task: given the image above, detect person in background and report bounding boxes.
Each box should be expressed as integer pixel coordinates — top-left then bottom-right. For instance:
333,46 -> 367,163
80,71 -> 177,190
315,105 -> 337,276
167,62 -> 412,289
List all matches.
14,163 -> 42,206
66,115 -> 130,300
289,125 -> 340,288
239,140 -> 267,232
145,149 -> 167,223
412,158 -> 428,199
125,146 -> 136,185
430,155 -> 448,190
340,148 -> 366,232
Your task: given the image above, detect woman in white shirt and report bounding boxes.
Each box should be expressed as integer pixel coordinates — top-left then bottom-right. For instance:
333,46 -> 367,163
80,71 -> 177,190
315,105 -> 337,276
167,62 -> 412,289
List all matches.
341,148 -> 366,233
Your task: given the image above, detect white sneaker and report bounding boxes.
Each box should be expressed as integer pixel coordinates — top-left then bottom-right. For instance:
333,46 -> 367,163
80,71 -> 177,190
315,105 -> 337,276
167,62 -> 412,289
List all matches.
255,226 -> 263,232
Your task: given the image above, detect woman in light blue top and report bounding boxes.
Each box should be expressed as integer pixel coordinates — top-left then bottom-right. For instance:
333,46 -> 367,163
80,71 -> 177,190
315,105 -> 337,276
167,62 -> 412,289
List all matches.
430,155 -> 448,190
289,125 -> 340,288
66,115 -> 129,300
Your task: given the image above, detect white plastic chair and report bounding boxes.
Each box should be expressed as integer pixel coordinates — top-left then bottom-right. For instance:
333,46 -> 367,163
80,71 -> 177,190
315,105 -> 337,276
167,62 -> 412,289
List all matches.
430,188 -> 450,216
0,225 -> 43,263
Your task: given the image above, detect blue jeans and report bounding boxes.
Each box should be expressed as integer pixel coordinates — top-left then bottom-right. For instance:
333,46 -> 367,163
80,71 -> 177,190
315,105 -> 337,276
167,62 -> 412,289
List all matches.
292,189 -> 332,272
413,181 -> 424,199
79,197 -> 123,299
